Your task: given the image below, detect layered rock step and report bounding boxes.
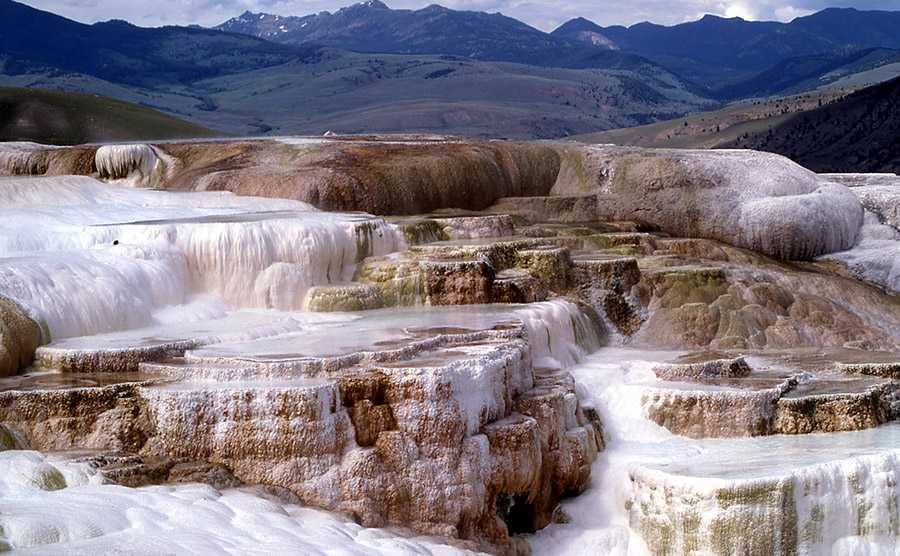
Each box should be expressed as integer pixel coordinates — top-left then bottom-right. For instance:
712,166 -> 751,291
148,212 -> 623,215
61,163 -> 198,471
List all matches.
0,301 -> 601,551
0,373 -> 162,453
629,423 -> 900,555
31,311 -> 338,373
325,229 -> 651,344
630,255 -> 900,352
393,214 -> 518,244
337,225 -> 900,355
642,351 -> 900,438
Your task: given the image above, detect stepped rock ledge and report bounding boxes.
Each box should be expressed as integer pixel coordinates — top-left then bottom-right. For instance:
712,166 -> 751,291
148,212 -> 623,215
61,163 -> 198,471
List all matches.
1,135 -> 900,555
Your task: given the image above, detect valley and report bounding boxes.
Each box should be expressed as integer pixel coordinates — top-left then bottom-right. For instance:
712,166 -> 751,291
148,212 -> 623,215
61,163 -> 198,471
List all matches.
6,0 -> 900,141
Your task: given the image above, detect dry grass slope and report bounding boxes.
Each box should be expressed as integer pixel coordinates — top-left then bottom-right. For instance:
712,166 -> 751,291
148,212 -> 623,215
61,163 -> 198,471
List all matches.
0,87 -> 219,145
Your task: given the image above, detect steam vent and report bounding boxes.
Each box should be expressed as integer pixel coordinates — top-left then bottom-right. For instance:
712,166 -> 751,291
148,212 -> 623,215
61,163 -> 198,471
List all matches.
2,136 -> 900,555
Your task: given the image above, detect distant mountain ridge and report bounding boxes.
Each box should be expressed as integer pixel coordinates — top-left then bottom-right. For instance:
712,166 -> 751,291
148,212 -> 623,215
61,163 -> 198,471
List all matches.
552,8 -> 900,87
0,0 -> 714,140
214,2 -> 900,99
716,47 -> 900,100
213,1 -> 657,71
0,0 -> 304,87
5,0 -> 900,143
552,18 -> 618,49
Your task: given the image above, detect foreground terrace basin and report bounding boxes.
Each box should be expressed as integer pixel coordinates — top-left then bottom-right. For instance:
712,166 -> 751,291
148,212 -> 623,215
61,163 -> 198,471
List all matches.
1,136 -> 900,554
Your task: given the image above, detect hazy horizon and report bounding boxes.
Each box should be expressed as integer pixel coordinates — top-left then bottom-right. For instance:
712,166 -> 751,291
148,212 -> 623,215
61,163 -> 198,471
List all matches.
16,0 -> 900,33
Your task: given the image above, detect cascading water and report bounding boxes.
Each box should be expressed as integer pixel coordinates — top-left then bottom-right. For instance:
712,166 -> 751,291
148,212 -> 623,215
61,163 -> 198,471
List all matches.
94,144 -> 166,187
529,348 -> 900,555
7,141 -> 897,555
515,300 -> 603,369
0,176 -> 405,340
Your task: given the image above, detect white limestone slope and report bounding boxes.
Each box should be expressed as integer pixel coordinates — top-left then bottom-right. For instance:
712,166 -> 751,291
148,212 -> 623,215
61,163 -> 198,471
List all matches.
94,144 -> 167,187
558,145 -> 900,295
565,147 -> 865,260
824,213 -> 900,295
0,451 -> 476,555
0,176 -> 404,340
812,173 -> 900,294
529,348 -> 900,556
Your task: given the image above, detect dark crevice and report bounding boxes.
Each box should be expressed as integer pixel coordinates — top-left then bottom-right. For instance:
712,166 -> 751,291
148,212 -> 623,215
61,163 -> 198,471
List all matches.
496,492 -> 536,535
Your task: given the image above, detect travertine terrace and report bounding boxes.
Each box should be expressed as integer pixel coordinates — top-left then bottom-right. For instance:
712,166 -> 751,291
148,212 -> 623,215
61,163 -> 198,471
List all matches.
1,136 -> 900,554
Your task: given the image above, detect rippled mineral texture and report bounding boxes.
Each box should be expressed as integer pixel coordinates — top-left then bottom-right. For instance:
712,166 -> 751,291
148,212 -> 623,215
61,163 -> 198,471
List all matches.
2,136 -> 900,555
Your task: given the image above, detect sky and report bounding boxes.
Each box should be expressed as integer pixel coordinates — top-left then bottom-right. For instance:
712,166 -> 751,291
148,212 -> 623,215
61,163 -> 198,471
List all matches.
19,0 -> 900,32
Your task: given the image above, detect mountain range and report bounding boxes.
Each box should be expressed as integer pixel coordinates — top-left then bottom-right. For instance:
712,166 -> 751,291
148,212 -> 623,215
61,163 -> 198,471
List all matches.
0,0 -> 712,138
552,9 -> 900,89
215,0 -> 654,71
217,3 -> 900,98
0,0 -> 305,87
3,0 -> 900,143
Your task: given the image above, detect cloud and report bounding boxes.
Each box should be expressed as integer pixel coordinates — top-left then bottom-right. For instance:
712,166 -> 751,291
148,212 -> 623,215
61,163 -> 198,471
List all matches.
774,5 -> 815,20
724,2 -> 757,19
17,0 -> 900,31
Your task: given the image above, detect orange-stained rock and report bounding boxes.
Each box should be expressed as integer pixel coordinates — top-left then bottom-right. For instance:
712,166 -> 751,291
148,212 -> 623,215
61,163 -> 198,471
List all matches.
0,296 -> 42,377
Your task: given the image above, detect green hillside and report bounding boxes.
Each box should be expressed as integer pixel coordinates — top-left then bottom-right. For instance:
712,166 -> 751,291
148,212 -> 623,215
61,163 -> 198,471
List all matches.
0,87 -> 219,145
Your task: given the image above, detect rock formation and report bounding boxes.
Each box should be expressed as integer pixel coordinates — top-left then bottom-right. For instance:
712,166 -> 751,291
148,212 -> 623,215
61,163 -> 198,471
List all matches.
94,144 -> 167,187
550,146 -> 864,260
1,136 -> 900,555
0,297 -> 42,378
1,139 -> 879,261
1,138 -> 562,215
0,303 -> 602,552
